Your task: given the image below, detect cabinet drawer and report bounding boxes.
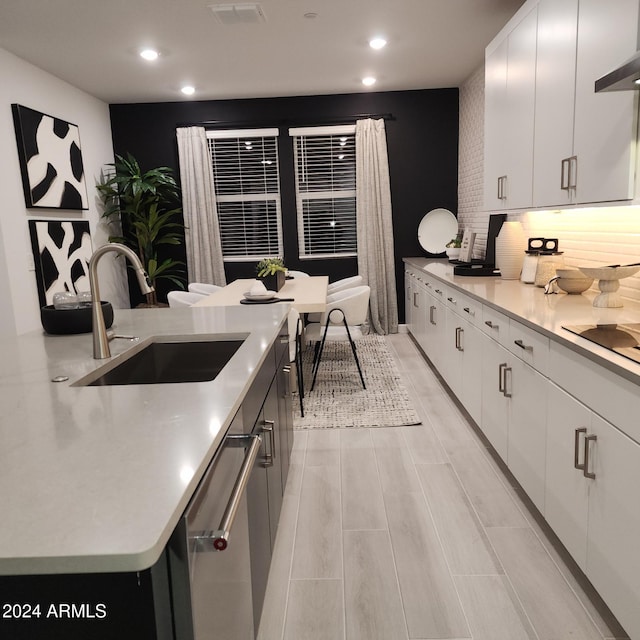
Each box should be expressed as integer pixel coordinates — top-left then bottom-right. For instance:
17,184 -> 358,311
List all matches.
549,342 -> 640,445
481,305 -> 510,348
450,291 -> 482,328
508,319 -> 549,375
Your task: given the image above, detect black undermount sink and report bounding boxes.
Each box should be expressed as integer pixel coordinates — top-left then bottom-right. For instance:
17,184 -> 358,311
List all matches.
75,338 -> 245,386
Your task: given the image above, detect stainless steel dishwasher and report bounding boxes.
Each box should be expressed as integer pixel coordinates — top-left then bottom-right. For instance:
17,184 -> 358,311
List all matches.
167,409 -> 263,640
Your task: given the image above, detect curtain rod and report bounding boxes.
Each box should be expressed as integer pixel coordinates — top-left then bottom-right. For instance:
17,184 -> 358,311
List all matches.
176,113 -> 395,129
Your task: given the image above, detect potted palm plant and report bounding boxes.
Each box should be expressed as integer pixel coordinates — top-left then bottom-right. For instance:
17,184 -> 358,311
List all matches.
97,153 -> 185,306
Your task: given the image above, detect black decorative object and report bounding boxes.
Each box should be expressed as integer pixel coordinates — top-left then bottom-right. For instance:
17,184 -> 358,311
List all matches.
12,104 -> 88,210
259,271 -> 286,292
28,220 -> 93,306
40,302 -> 113,335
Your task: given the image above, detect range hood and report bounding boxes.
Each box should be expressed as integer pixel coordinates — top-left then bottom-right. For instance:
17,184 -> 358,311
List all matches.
595,51 -> 640,92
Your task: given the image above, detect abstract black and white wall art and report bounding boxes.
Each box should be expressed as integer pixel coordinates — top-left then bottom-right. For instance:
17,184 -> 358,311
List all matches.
12,104 -> 89,210
28,220 -> 93,306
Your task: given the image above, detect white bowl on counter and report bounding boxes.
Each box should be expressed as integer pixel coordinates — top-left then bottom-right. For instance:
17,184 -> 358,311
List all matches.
554,268 -> 593,294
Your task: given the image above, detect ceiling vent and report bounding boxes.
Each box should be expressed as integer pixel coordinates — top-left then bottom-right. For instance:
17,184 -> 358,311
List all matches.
208,3 -> 266,25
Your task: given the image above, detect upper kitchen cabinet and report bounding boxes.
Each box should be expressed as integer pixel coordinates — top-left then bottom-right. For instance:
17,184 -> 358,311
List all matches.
484,5 -> 538,211
534,0 -> 639,207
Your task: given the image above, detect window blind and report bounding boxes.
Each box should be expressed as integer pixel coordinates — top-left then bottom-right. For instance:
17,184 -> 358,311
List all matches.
206,129 -> 283,261
290,125 -> 357,259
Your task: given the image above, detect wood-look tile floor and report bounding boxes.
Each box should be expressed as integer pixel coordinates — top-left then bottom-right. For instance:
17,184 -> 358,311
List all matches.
257,333 -> 629,640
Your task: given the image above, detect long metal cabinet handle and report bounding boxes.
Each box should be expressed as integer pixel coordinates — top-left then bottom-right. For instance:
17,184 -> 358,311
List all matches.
561,158 -> 570,190
429,305 -> 436,325
503,366 -> 512,398
574,427 -> 587,470
498,363 -> 507,393
413,292 -> 418,307
568,155 -> 578,190
455,327 -> 463,351
207,434 -> 263,551
497,176 -> 502,200
262,419 -> 275,467
583,434 -> 597,479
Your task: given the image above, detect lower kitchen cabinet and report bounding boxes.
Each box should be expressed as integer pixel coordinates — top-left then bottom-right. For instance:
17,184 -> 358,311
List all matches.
444,304 -> 483,425
405,262 -> 640,639
587,414 -> 640,640
480,333 -> 510,461
546,381 -> 640,638
506,353 -> 548,513
545,382 -> 591,570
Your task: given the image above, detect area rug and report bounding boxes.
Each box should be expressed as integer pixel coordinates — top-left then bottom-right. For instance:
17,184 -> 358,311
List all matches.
293,334 -> 422,429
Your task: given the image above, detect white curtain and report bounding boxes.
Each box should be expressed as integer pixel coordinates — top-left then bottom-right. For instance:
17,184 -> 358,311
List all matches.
176,126 -> 226,286
356,118 -> 398,334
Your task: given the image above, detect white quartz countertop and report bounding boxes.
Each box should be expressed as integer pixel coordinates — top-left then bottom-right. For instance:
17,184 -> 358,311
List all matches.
0,304 -> 288,576
405,257 -> 640,385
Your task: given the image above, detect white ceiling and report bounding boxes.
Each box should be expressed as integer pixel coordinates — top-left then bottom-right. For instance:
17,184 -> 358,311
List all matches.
0,0 -> 525,104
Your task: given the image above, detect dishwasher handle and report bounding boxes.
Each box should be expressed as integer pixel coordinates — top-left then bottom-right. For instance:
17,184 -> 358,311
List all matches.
196,433 -> 263,552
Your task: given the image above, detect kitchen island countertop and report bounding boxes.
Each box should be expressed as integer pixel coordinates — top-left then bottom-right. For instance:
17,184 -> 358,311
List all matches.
0,304 -> 288,576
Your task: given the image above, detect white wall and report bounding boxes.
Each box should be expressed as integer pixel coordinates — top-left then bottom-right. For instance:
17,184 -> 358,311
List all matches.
0,47 -> 129,338
458,63 -> 640,303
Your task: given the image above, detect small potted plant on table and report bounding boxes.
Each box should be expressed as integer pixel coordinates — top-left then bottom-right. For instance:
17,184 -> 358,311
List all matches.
256,257 -> 286,292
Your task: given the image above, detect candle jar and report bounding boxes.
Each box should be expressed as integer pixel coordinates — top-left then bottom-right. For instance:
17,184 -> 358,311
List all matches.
534,252 -> 565,287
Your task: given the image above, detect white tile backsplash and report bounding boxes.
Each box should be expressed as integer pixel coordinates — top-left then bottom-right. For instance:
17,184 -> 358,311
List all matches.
458,64 -> 640,303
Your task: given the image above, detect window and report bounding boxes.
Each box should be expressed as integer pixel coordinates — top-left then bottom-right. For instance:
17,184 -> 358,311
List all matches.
207,128 -> 283,261
290,125 -> 357,259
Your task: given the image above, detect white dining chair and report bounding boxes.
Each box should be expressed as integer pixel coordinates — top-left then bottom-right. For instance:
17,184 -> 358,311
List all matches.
167,291 -> 206,308
327,275 -> 363,295
188,282 -> 222,295
305,285 -> 371,391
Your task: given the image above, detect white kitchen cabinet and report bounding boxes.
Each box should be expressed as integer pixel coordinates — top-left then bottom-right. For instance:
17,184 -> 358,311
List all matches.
572,0 -> 639,204
545,382 -> 591,570
424,281 -> 447,372
444,292 -> 483,425
532,0 -> 578,207
531,0 -> 638,207
484,5 -> 537,210
481,327 -> 548,512
505,350 -> 548,513
480,333 -> 510,461
484,35 -> 508,211
545,381 -> 640,639
405,270 -> 414,333
587,413 -> 640,640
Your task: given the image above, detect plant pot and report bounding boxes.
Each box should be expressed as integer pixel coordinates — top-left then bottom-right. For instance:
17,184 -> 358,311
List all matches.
259,271 -> 286,292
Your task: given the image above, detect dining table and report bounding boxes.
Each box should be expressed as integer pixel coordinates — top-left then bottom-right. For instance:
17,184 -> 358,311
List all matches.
192,276 -> 329,314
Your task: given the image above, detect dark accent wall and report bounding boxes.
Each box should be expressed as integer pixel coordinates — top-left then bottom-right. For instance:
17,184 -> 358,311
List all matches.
108,89 -> 459,320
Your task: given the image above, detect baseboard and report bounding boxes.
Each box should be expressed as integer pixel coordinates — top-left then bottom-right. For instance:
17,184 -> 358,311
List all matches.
397,323 -> 409,333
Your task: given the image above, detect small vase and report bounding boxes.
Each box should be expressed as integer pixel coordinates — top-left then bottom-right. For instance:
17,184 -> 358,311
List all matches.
260,271 -> 286,292
495,221 -> 526,280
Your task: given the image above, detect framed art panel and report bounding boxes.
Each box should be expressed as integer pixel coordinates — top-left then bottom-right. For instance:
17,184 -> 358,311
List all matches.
28,220 -> 93,307
12,104 -> 89,210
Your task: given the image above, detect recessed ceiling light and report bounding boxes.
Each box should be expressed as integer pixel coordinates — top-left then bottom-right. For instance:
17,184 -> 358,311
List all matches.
362,76 -> 376,87
140,49 -> 159,61
304,12 -> 318,19
369,37 -> 387,50
181,85 -> 196,96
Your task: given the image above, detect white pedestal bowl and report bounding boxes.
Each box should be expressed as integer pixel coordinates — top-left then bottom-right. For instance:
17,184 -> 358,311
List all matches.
577,265 -> 640,308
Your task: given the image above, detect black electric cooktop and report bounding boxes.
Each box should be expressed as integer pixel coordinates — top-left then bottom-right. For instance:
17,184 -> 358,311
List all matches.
563,323 -> 640,365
